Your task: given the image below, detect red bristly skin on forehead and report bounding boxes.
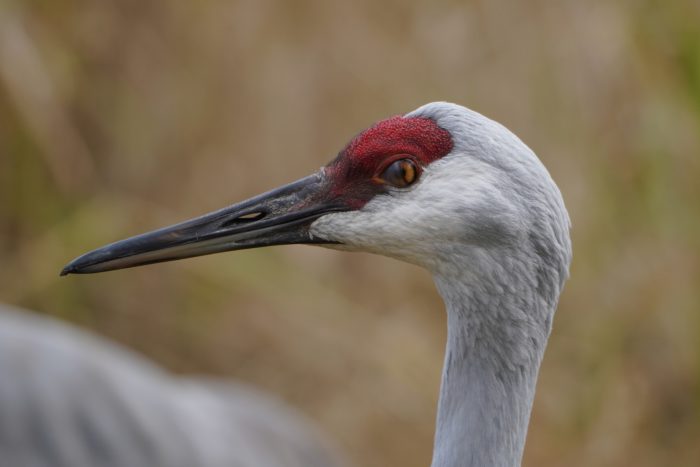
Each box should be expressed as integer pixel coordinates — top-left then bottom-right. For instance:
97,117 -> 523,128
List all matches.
322,116 -> 453,209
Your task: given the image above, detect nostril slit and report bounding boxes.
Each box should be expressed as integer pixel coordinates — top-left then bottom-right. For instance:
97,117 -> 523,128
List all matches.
221,210 -> 267,228
238,211 -> 266,221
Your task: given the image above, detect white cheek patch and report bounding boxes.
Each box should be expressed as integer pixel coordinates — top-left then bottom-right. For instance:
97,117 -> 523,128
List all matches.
309,154 -> 515,268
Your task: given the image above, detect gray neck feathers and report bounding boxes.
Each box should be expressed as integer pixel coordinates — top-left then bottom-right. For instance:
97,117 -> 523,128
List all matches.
430,246 -> 561,467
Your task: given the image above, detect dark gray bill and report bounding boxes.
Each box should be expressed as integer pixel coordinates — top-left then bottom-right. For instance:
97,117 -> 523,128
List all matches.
60,172 -> 343,275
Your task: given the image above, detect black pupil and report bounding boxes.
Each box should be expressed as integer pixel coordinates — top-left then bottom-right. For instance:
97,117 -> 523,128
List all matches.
396,163 -> 405,179
386,160 -> 413,187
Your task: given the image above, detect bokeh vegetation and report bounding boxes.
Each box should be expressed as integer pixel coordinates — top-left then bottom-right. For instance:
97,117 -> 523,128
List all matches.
1,0 -> 699,466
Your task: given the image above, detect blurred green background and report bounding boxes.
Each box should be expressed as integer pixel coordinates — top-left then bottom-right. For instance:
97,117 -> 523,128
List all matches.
1,0 -> 699,466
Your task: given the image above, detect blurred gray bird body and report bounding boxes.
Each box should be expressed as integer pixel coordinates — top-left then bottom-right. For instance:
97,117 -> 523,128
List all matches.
47,102 -> 570,467
0,304 -> 342,467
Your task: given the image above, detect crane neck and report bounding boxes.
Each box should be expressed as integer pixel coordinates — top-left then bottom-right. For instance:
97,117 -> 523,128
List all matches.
430,258 -> 555,467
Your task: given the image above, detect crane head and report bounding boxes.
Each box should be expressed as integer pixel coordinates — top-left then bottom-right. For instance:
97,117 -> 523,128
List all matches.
61,102 -> 570,279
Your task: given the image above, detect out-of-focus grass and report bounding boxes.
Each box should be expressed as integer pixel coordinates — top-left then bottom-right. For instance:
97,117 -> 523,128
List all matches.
1,1 -> 699,466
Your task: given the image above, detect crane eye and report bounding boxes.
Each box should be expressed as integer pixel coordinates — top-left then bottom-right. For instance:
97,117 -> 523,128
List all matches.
380,159 -> 418,188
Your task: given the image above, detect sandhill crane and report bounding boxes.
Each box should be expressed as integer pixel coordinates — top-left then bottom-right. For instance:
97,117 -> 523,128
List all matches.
0,304 -> 344,467
62,102 -> 571,467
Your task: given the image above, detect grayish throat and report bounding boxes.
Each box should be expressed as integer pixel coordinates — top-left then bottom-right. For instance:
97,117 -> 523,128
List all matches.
430,265 -> 556,467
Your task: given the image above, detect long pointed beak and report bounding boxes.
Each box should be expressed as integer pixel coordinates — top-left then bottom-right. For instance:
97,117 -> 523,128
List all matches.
61,172 -> 343,275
